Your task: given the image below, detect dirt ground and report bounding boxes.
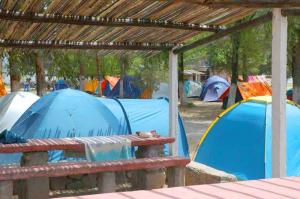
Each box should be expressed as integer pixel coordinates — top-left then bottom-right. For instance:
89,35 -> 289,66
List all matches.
179,99 -> 223,157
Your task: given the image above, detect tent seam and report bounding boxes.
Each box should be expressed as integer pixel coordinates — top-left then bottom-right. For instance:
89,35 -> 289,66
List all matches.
112,98 -> 132,134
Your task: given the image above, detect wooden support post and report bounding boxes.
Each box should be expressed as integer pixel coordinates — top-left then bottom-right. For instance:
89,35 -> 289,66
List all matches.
97,172 -> 116,193
272,8 -> 287,178
0,181 -> 13,199
19,152 -> 49,199
167,166 -> 185,187
169,50 -> 178,156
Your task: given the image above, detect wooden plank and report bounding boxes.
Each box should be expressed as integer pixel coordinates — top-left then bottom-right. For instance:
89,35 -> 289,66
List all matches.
0,10 -> 221,32
173,12 -> 272,54
170,0 -> 300,8
0,136 -> 175,153
53,177 -> 300,199
0,39 -> 174,51
282,9 -> 300,16
0,1 -> 257,48
271,8 -> 287,178
0,157 -> 190,181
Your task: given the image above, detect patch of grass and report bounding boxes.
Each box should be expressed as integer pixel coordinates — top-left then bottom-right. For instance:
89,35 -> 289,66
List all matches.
186,102 -> 196,107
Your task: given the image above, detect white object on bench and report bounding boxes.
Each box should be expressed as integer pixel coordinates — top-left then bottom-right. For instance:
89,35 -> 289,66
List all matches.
75,136 -> 132,162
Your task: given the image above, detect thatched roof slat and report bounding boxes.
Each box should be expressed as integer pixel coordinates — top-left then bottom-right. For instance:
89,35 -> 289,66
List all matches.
0,0 -> 263,53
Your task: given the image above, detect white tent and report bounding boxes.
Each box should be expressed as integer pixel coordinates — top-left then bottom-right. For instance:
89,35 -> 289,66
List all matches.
0,92 -> 39,133
184,80 -> 202,97
152,83 -> 169,99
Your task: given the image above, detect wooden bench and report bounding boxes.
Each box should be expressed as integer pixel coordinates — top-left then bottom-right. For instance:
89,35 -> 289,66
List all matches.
0,135 -> 190,199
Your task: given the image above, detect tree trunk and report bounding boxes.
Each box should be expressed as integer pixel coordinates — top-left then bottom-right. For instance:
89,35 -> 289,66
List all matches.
96,53 -> 102,96
119,55 -> 126,98
0,56 -> 2,75
8,52 -> 20,92
35,51 -> 46,96
227,32 -> 240,107
79,53 -> 85,91
293,33 -> 300,104
178,53 -> 188,106
242,51 -> 248,81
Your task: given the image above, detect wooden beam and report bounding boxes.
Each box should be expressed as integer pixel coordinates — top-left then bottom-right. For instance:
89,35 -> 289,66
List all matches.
176,0 -> 300,8
0,10 -> 221,32
272,8 -> 287,178
173,12 -> 272,54
0,40 -> 175,51
282,9 -> 300,16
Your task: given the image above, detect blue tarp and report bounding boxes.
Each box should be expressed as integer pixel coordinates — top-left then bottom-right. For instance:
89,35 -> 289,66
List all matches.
53,79 -> 68,90
194,97 -> 300,180
103,76 -> 141,98
2,89 -> 188,164
200,76 -> 229,102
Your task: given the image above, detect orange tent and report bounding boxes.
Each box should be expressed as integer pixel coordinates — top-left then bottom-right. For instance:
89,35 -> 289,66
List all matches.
0,76 -> 7,96
140,87 -> 153,99
238,82 -> 272,100
104,76 -> 119,89
219,82 -> 272,101
84,79 -> 99,93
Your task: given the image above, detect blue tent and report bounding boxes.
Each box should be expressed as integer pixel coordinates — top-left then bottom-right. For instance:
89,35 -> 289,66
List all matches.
194,96 -> 300,180
4,89 -> 188,164
53,79 -> 68,90
200,76 -> 229,102
103,76 -> 141,98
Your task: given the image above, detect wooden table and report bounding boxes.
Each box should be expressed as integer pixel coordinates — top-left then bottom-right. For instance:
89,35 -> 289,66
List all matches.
0,135 -> 175,153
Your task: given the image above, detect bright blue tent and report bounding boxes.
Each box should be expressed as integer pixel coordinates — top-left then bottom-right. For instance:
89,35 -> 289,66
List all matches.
194,96 -> 300,180
4,89 -> 188,164
200,76 -> 229,102
103,76 -> 141,98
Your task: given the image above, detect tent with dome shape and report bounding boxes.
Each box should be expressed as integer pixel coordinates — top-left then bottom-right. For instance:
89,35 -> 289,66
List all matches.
194,96 -> 300,180
3,89 -> 188,164
200,76 -> 230,102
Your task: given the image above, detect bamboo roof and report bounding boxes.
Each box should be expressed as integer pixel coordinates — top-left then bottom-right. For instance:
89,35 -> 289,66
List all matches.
0,0 -> 256,53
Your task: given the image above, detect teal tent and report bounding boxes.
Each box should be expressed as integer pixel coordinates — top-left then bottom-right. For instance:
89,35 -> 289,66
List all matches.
3,89 -> 188,164
194,96 -> 300,180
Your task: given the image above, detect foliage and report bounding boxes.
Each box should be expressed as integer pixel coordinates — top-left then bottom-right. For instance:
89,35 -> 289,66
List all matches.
4,49 -> 35,77
287,17 -> 300,78
184,12 -> 272,79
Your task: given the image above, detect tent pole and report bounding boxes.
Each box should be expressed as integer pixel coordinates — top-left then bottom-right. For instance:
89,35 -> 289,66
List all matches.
272,8 -> 287,178
169,50 -> 178,156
